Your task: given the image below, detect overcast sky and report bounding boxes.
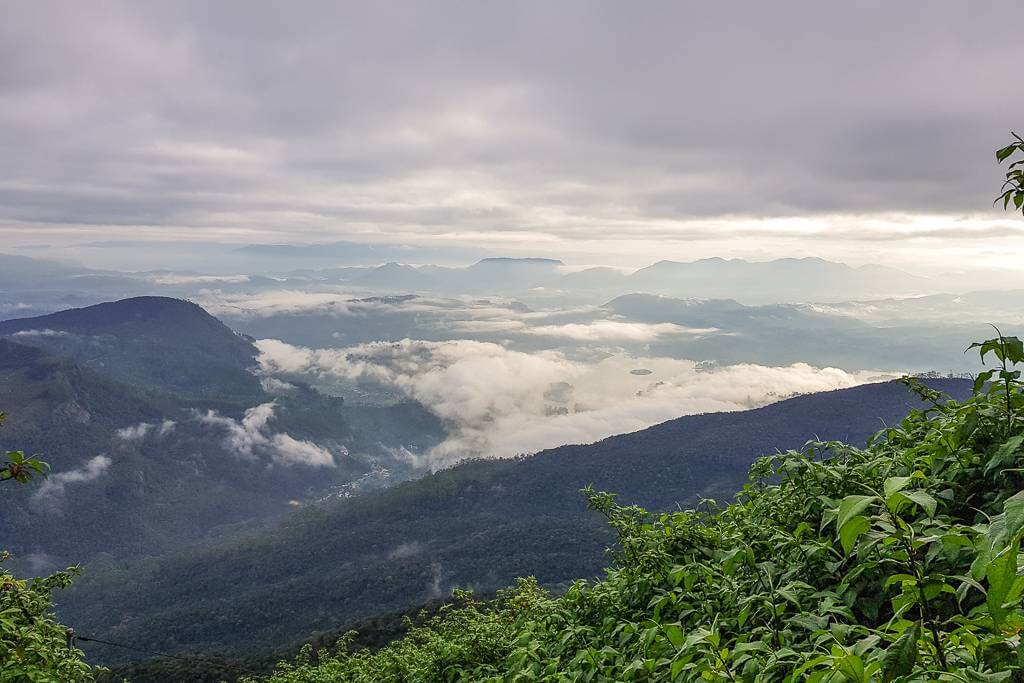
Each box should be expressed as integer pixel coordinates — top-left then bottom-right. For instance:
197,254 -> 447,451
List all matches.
2,1 -> 1023,271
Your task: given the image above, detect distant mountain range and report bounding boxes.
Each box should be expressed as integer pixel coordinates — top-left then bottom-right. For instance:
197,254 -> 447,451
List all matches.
294,255 -> 936,305
0,251 -> 947,314
62,377 -> 971,674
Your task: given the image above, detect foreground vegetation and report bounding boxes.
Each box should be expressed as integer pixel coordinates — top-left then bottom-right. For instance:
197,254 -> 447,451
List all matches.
11,339 -> 1024,682
247,334 -> 1024,681
1,413 -> 94,682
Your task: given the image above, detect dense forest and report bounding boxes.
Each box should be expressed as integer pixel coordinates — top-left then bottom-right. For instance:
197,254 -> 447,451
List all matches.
0,298 -> 445,572
241,335 -> 1024,681
9,350 -> 1013,682
64,378 -> 966,680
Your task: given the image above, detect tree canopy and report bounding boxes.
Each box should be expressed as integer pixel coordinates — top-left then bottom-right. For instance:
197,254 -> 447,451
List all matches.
249,332 -> 1024,681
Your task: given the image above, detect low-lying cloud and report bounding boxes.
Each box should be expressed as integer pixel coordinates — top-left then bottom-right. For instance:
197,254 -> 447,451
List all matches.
198,290 -> 356,319
195,402 -> 335,467
33,455 -> 112,507
201,289 -> 726,349
522,321 -> 716,342
115,419 -> 176,441
11,329 -> 68,338
255,338 -> 892,469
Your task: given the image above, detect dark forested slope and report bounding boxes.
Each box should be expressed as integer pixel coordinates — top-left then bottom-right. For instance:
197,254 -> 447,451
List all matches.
0,298 -> 445,575
66,378 -> 970,672
0,296 -> 262,402
0,338 -> 366,570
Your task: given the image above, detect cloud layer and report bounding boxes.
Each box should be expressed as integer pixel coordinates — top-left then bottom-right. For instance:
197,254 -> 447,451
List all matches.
196,402 -> 336,467
33,455 -> 112,507
255,338 -> 892,469
3,2 -> 1024,271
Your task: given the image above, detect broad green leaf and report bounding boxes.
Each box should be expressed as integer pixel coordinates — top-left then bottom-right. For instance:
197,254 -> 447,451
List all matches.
839,516 -> 870,555
998,144 -> 1018,162
986,548 -> 1024,626
974,369 -> 995,394
883,476 -> 912,499
664,624 -> 685,649
835,653 -> 866,682
879,624 -> 918,681
1005,337 -> 1024,363
901,491 -> 937,517
1003,490 -> 1024,540
986,435 -> 1024,475
837,495 -> 877,531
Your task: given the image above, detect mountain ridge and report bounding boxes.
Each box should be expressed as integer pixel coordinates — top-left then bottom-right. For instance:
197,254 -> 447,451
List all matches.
64,377 -> 971,669
0,296 -> 262,402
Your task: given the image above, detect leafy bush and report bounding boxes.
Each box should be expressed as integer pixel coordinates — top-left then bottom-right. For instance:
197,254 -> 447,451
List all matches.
246,580 -> 548,682
0,553 -> 94,682
1,412 -> 94,682
252,333 -> 1024,681
997,131 -> 1024,215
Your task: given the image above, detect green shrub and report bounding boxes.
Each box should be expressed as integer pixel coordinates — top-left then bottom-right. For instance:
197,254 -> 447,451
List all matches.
0,553 -> 94,682
253,333 -> 1024,681
1,412 -> 94,682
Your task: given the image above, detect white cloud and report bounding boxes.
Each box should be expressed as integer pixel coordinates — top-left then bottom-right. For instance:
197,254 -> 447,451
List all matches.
196,290 -> 356,319
115,422 -> 151,441
196,289 -> 532,322
195,402 -> 335,467
33,455 -> 112,506
196,290 -> 708,345
115,419 -> 176,441
449,319 -> 528,334
148,274 -> 251,285
522,320 -> 715,341
268,433 -> 335,468
255,338 -> 893,470
389,541 -> 425,559
10,329 -> 68,338
260,376 -> 299,393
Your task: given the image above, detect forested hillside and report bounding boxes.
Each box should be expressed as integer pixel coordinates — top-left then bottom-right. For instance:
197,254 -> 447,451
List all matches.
0,298 -> 445,573
244,336 -> 1024,681
0,297 -> 263,403
64,378 -> 969,680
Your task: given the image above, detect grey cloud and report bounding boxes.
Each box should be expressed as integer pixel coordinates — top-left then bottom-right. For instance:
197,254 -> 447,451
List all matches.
1,1 -> 1022,262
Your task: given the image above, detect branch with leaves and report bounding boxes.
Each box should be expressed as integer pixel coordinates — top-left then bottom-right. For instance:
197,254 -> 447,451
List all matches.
996,131 -> 1024,215
0,412 -> 49,484
0,413 -> 92,681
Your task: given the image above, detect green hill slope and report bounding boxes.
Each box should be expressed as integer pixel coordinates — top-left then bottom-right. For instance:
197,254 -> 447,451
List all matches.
0,299 -> 445,574
67,379 -> 970,680
0,296 -> 263,403
245,337 -> 1024,681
